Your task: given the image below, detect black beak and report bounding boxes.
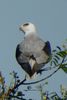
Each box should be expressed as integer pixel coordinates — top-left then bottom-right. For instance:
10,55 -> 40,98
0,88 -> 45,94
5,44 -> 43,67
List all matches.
19,27 -> 25,34
19,27 -> 22,31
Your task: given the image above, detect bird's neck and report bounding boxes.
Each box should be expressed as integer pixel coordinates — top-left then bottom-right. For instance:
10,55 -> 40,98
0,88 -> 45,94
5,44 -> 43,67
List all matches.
25,31 -> 37,37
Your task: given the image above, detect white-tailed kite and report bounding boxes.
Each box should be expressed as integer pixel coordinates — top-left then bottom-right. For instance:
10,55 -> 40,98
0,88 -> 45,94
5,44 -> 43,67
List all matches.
16,22 -> 51,78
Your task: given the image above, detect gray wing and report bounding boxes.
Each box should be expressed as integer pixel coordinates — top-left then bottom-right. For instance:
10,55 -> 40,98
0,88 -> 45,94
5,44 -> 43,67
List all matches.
16,44 -> 33,77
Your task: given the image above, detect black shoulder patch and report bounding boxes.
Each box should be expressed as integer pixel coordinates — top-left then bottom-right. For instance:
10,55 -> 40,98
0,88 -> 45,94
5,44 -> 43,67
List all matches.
43,41 -> 51,55
16,44 -> 22,59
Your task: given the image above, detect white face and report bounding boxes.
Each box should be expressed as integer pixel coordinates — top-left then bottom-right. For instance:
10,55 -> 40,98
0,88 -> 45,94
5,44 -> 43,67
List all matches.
19,22 -> 36,35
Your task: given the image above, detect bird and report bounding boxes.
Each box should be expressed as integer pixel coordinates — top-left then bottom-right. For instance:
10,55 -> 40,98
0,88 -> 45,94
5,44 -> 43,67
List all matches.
16,22 -> 51,78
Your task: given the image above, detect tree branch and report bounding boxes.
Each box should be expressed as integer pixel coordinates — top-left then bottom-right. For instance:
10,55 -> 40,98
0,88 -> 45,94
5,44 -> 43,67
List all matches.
9,94 -> 26,100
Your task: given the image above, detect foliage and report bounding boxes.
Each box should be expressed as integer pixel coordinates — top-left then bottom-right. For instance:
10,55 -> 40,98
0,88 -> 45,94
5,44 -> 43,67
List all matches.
0,71 -> 26,100
50,45 -> 67,73
60,85 -> 67,99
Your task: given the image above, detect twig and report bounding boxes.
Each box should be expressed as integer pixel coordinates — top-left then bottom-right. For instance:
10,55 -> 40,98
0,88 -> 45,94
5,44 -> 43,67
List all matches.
22,68 -> 60,85
14,77 -> 26,89
37,64 -> 58,73
9,94 -> 26,100
7,78 -> 26,96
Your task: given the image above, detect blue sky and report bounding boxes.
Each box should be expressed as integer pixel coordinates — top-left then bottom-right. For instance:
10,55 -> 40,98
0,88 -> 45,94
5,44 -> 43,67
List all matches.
0,0 -> 67,99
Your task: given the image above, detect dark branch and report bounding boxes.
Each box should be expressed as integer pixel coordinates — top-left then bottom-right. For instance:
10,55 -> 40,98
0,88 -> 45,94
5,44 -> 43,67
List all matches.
7,78 -> 26,96
9,94 -> 26,100
37,64 -> 58,73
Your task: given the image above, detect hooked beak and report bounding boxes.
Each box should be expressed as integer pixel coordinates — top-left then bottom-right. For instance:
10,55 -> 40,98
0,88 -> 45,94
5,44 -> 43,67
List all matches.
19,26 -> 22,31
19,26 -> 25,33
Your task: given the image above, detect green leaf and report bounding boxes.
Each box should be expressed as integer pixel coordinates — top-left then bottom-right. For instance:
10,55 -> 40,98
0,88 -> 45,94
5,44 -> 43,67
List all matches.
60,64 -> 67,73
54,55 -> 60,60
52,50 -> 57,52
53,58 -> 58,64
60,63 -> 67,67
17,91 -> 24,96
52,61 -> 57,66
50,61 -> 53,66
56,46 -> 61,51
57,50 -> 67,57
45,81 -> 48,84
61,66 -> 67,73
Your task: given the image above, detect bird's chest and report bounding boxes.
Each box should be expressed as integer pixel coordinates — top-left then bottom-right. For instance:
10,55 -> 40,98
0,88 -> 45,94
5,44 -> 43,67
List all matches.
20,36 -> 44,56
24,39 -> 37,51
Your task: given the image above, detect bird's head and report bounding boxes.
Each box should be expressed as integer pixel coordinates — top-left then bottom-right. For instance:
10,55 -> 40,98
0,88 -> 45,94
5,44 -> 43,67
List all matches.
19,22 -> 36,36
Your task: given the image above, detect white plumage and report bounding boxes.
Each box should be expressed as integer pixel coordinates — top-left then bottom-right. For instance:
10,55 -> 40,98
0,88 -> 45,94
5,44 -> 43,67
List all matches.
16,22 -> 51,78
